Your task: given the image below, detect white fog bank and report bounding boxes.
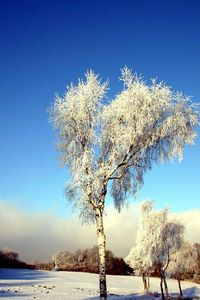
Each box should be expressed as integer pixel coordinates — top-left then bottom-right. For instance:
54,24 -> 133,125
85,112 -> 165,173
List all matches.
0,201 -> 199,262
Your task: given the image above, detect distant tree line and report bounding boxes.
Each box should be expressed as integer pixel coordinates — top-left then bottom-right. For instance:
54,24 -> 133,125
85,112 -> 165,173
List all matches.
0,246 -> 132,275
52,246 -> 132,275
0,248 -> 34,269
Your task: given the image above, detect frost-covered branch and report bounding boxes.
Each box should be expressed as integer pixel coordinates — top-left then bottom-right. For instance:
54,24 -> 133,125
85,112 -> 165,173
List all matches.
50,67 -> 199,219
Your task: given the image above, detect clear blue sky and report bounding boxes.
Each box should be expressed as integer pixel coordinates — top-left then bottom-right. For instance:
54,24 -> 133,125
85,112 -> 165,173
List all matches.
0,0 -> 200,216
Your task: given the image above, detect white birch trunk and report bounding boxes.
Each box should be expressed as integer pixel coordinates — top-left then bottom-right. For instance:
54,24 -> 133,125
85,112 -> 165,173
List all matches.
95,207 -> 107,299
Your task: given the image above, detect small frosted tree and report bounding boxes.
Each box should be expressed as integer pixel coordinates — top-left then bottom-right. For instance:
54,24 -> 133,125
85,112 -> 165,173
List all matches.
125,201 -> 155,293
168,242 -> 197,296
125,245 -> 151,292
125,201 -> 184,299
50,68 -> 199,299
159,220 -> 184,299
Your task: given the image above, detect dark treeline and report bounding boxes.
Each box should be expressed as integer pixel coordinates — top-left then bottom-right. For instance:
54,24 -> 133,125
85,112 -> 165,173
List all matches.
51,246 -> 133,275
0,248 -> 34,269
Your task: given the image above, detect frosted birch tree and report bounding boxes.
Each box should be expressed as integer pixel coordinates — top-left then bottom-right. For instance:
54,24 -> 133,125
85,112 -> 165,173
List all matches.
125,201 -> 155,293
168,242 -> 197,296
50,68 -> 199,299
159,220 -> 184,299
125,201 -> 184,299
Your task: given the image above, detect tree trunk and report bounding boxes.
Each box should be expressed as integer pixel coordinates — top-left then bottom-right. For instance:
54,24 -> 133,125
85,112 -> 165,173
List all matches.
95,207 -> 107,299
161,269 -> 169,299
162,249 -> 170,299
163,276 -> 169,299
147,276 -> 150,291
160,278 -> 165,300
178,280 -> 183,297
142,273 -> 148,293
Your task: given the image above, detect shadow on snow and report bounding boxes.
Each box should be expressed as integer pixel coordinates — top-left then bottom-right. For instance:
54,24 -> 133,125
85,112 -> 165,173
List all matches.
0,268 -> 53,297
84,293 -> 157,300
85,287 -> 200,300
0,290 -> 31,298
0,268 -> 52,281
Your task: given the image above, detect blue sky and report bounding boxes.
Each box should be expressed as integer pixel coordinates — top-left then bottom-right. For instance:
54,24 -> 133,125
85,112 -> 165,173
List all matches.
0,0 -> 200,217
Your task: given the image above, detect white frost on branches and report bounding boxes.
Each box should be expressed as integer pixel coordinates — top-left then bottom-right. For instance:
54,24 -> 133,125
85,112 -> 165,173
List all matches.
125,201 -> 185,276
168,242 -> 197,280
50,68 -> 199,222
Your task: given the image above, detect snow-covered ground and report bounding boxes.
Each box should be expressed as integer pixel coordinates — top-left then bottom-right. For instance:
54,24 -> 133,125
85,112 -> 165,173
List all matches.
0,269 -> 199,299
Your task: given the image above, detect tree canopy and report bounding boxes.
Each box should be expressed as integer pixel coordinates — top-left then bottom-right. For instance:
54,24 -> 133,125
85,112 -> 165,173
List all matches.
50,68 -> 199,222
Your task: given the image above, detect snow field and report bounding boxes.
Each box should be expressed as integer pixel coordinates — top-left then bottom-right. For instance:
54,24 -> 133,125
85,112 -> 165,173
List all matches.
0,269 -> 199,299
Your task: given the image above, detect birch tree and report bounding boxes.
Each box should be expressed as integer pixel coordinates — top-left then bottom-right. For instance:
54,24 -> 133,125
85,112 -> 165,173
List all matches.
159,220 -> 184,299
168,242 -> 197,296
125,201 -> 184,299
125,201 -> 155,293
50,68 -> 199,299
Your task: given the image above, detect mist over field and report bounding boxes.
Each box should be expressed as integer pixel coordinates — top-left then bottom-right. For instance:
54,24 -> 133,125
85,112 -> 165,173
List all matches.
0,201 -> 199,263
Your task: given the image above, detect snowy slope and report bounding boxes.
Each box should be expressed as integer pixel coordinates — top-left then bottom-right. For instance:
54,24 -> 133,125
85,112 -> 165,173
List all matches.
0,269 -> 199,299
